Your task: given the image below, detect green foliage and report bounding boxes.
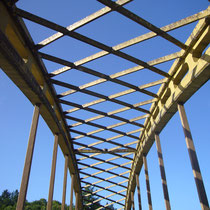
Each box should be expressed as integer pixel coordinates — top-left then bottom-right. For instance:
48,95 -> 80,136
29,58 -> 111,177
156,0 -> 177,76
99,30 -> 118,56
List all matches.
24,198 -> 47,210
0,189 -> 73,210
0,188 -> 116,210
82,186 -> 116,210
82,186 -> 101,209
0,189 -> 18,210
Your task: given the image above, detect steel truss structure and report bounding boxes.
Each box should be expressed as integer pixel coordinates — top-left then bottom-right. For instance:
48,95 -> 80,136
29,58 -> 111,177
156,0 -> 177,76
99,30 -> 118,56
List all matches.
0,0 -> 209,209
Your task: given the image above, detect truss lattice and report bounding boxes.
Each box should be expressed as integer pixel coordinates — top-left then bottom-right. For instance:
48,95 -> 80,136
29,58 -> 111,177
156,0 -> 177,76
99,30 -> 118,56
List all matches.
1,0 -> 210,208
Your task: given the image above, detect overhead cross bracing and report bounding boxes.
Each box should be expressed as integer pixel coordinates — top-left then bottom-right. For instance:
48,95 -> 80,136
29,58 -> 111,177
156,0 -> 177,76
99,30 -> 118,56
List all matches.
0,0 -> 210,209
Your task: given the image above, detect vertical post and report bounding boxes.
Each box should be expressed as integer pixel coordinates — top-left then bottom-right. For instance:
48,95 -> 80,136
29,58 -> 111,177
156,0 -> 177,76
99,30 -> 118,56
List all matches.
75,192 -> 79,210
155,133 -> 171,210
69,174 -> 74,210
178,103 -> 209,210
16,105 -> 40,210
136,174 -> 142,210
131,191 -> 135,210
47,134 -> 59,210
143,155 -> 153,210
61,155 -> 69,210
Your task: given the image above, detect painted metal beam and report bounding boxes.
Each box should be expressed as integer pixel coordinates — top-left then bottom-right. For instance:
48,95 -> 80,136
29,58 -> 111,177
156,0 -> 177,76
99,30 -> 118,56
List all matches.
96,197 -> 126,209
71,129 -> 136,150
81,169 -> 130,184
82,180 -> 126,197
47,134 -> 59,210
178,103 -> 209,210
16,105 -> 40,210
14,8 -> 169,77
136,174 -> 142,210
73,131 -> 139,150
86,189 -> 126,206
37,0 -> 132,48
83,192 -> 125,206
47,8 -> 209,78
79,162 -> 130,178
131,191 -> 135,210
155,134 -> 171,210
75,149 -> 136,153
97,0 -> 187,50
143,155 -> 153,210
61,155 -> 69,210
80,171 -> 128,187
66,115 -> 143,136
78,153 -> 131,171
69,174 -> 74,210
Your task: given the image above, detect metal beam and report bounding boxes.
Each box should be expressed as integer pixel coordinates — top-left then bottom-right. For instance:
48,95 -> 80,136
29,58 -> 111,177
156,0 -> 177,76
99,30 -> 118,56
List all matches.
51,78 -> 153,111
73,131 -> 139,151
66,115 -> 143,137
96,197 -> 126,209
136,174 -> 142,210
155,134 -> 171,210
75,149 -> 136,153
79,162 -> 130,178
83,193 -> 125,206
50,7 -> 210,76
81,168 -> 130,184
77,147 -> 134,168
75,142 -> 133,161
178,103 -> 209,210
70,129 -> 136,151
14,8 -> 169,77
47,134 -> 59,210
81,180 -> 126,197
77,153 -> 131,171
143,155 -> 153,210
131,191 -> 135,210
37,0 -> 132,48
61,155 -> 69,210
69,174 -> 74,210
62,100 -> 145,128
75,192 -> 79,210
97,0 -> 187,50
83,177 -> 129,193
16,105 -> 40,210
86,189 -> 126,206
80,171 -> 127,189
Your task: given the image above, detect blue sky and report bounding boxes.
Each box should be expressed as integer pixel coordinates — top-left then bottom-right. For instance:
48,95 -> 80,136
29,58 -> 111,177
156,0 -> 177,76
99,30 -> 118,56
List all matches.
0,0 -> 209,209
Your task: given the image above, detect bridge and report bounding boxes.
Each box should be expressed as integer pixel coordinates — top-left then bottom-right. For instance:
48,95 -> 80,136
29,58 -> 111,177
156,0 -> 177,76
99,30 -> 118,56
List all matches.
0,0 -> 209,209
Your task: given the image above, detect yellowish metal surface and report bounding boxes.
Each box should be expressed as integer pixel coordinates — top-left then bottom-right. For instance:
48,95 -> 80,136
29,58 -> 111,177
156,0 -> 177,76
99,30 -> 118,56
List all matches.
0,1 -> 209,209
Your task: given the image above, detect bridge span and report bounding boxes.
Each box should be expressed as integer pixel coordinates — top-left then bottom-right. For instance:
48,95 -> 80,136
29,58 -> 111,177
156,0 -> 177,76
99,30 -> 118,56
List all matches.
0,0 -> 209,209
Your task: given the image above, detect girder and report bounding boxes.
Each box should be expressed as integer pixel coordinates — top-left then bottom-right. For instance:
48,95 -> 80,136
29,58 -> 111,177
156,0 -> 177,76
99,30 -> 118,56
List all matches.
0,0 -> 209,209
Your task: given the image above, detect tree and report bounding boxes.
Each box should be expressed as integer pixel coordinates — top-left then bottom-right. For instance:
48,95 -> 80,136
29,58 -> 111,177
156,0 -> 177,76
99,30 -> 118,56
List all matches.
82,186 -> 116,210
0,188 -> 116,209
25,198 -> 47,210
82,186 -> 101,209
104,203 -> 116,210
0,189 -> 19,209
0,190 -> 73,210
